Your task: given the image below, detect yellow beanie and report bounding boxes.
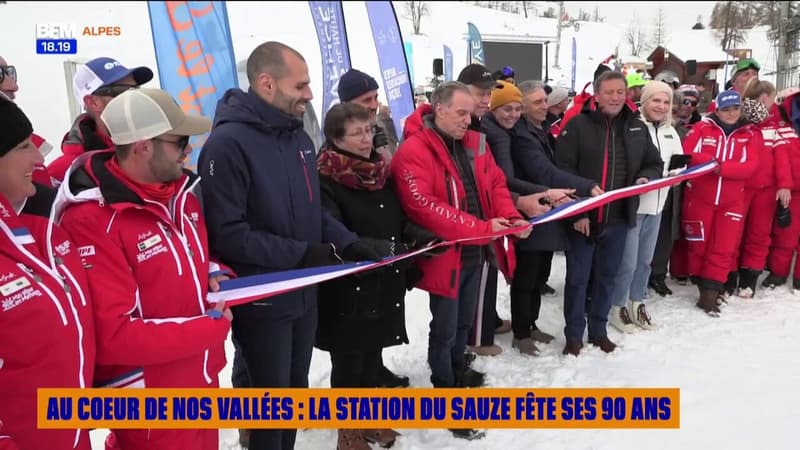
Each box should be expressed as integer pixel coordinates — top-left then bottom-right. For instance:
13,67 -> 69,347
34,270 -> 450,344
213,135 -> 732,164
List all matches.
490,80 -> 522,111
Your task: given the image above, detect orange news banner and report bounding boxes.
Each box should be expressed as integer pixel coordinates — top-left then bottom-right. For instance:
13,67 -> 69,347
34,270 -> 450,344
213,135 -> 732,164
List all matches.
38,388 -> 680,429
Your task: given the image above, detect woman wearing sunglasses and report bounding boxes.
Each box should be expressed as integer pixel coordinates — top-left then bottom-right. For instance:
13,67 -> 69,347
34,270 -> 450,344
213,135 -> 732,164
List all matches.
0,99 -> 96,450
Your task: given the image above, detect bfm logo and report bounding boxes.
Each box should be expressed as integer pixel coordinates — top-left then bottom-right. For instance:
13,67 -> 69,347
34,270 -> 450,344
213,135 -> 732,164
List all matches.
36,24 -> 122,38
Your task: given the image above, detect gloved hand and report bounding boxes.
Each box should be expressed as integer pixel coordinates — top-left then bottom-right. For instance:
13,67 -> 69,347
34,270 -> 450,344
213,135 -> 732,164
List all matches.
342,239 -> 390,262
299,243 -> 343,268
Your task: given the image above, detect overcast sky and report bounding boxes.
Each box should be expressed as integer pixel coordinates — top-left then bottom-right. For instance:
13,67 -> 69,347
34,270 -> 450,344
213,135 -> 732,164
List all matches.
563,1 -> 717,33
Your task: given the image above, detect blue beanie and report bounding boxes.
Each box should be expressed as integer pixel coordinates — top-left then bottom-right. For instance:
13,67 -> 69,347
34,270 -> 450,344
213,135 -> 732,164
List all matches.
337,69 -> 379,103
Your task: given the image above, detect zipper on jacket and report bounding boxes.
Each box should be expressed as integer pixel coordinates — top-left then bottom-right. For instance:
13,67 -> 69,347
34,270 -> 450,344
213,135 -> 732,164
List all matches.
653,122 -> 664,210
299,151 -> 314,202
598,118 -> 611,223
156,222 -> 184,276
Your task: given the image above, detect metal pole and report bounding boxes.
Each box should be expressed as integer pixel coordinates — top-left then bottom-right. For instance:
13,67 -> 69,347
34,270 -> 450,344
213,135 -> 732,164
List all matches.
545,42 -> 550,82
777,1 -> 792,90
553,1 -> 564,69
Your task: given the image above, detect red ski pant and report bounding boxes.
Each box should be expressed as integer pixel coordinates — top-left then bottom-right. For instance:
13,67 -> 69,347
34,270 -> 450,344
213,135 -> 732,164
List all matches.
767,194 -> 800,279
683,193 -> 746,285
733,187 -> 777,271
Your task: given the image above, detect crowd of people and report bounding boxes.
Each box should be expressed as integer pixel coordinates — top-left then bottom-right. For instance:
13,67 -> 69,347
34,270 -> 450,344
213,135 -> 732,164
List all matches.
2,39 -> 800,450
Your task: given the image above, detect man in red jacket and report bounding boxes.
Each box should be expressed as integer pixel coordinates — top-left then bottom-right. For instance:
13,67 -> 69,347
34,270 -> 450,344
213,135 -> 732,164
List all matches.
48,57 -> 153,183
392,81 -> 530,440
56,88 -> 231,450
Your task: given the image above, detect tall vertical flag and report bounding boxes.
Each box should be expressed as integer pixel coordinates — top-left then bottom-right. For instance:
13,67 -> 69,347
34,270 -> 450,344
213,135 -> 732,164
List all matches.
147,1 -> 238,171
467,22 -> 485,65
404,41 -> 415,87
365,1 -> 414,138
570,37 -> 577,92
444,45 -> 453,81
309,1 -> 351,118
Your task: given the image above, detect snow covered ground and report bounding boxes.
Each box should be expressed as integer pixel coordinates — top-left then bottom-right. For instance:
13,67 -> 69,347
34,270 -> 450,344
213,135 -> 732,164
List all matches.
89,253 -> 800,449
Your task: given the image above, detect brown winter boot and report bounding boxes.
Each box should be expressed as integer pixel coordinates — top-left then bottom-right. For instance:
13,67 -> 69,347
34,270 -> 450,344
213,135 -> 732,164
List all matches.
337,429 -> 371,450
361,429 -> 400,448
697,288 -> 721,317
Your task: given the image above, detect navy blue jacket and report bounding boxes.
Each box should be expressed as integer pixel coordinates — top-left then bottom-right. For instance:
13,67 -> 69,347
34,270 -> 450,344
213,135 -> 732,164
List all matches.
199,88 -> 358,313
511,118 -> 596,252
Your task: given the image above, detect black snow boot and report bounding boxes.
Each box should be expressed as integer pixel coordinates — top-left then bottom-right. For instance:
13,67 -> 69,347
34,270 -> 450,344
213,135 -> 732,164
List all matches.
649,274 -> 673,296
697,288 -> 721,317
762,273 -> 787,289
737,268 -> 761,298
723,271 -> 738,298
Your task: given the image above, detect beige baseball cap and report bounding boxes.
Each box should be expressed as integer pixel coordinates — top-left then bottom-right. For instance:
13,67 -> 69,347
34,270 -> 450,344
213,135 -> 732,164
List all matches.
100,88 -> 211,145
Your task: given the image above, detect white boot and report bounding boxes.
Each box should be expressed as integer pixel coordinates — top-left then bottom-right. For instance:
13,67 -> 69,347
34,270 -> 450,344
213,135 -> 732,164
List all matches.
630,301 -> 653,330
609,305 -> 638,334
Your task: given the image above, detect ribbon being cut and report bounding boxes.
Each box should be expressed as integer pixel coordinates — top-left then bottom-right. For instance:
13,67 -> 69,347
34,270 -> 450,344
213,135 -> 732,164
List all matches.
209,161 -> 718,306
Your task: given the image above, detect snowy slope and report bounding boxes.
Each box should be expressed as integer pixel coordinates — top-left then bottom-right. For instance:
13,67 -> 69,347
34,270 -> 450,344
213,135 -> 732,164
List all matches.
90,253 -> 800,450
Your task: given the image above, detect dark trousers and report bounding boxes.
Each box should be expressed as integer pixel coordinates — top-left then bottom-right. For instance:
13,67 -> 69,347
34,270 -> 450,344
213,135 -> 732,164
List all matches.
469,266 -> 498,346
542,251 -> 553,284
510,251 -> 548,339
651,192 -> 676,278
232,302 -> 317,450
231,336 -> 251,388
330,350 -> 381,388
428,263 -> 484,387
564,223 -> 629,342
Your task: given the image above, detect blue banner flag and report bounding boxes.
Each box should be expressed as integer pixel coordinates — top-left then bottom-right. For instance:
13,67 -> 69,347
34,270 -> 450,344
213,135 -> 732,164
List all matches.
309,1 -> 351,117
366,1 -> 414,138
444,45 -> 453,81
146,1 -> 238,171
467,22 -> 484,65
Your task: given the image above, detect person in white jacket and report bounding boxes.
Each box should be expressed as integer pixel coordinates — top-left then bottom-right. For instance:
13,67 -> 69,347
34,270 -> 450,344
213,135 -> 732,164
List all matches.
610,81 -> 685,332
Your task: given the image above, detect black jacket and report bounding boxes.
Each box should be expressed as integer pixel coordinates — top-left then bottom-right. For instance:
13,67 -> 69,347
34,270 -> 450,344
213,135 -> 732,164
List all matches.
315,171 -> 432,352
554,101 -> 664,229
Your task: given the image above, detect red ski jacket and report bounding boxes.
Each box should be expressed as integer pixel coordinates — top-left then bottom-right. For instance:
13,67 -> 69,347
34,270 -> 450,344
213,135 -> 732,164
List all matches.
393,104 -> 522,298
683,116 -> 762,206
56,151 -> 229,406
0,186 -> 95,450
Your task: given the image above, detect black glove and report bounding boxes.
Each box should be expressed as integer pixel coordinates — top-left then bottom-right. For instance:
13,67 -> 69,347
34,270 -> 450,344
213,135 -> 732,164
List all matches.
668,154 -> 692,171
299,243 -> 343,268
342,239 -> 390,262
776,200 -> 792,228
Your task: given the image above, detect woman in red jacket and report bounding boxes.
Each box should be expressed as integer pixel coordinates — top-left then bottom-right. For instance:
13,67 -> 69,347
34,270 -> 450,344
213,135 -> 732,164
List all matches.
682,90 -> 762,315
733,80 -> 792,297
0,99 -> 95,450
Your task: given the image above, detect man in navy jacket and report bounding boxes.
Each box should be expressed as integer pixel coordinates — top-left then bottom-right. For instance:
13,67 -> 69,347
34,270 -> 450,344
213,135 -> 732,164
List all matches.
199,41 -> 376,450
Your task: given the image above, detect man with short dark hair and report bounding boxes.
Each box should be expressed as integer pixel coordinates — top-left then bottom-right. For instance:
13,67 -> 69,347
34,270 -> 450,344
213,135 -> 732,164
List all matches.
555,71 -> 664,356
48,57 -> 153,183
199,42 -> 376,450
58,88 -> 231,450
393,82 -> 529,440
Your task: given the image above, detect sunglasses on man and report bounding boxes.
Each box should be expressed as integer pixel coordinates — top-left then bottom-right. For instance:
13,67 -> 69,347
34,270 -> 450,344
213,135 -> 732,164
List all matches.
683,99 -> 698,107
0,65 -> 17,84
152,136 -> 190,152
92,83 -> 139,98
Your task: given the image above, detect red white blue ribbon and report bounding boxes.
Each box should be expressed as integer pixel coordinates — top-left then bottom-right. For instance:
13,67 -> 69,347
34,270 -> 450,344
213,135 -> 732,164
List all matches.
209,161 -> 718,306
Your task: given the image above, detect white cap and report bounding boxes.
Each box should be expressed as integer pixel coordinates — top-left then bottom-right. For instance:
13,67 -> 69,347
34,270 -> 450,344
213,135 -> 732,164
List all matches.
100,88 -> 211,145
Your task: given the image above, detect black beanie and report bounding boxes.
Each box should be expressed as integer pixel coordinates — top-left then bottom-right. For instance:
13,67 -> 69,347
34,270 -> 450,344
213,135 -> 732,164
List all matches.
594,63 -> 612,81
0,99 -> 33,157
337,69 -> 379,103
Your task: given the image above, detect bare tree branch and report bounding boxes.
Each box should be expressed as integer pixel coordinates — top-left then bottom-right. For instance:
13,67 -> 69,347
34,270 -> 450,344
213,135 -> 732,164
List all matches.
405,1 -> 429,35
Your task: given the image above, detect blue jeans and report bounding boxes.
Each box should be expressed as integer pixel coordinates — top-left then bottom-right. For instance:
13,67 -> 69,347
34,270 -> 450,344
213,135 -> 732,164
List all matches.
564,223 -> 629,342
428,263 -> 485,387
613,213 -> 663,306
